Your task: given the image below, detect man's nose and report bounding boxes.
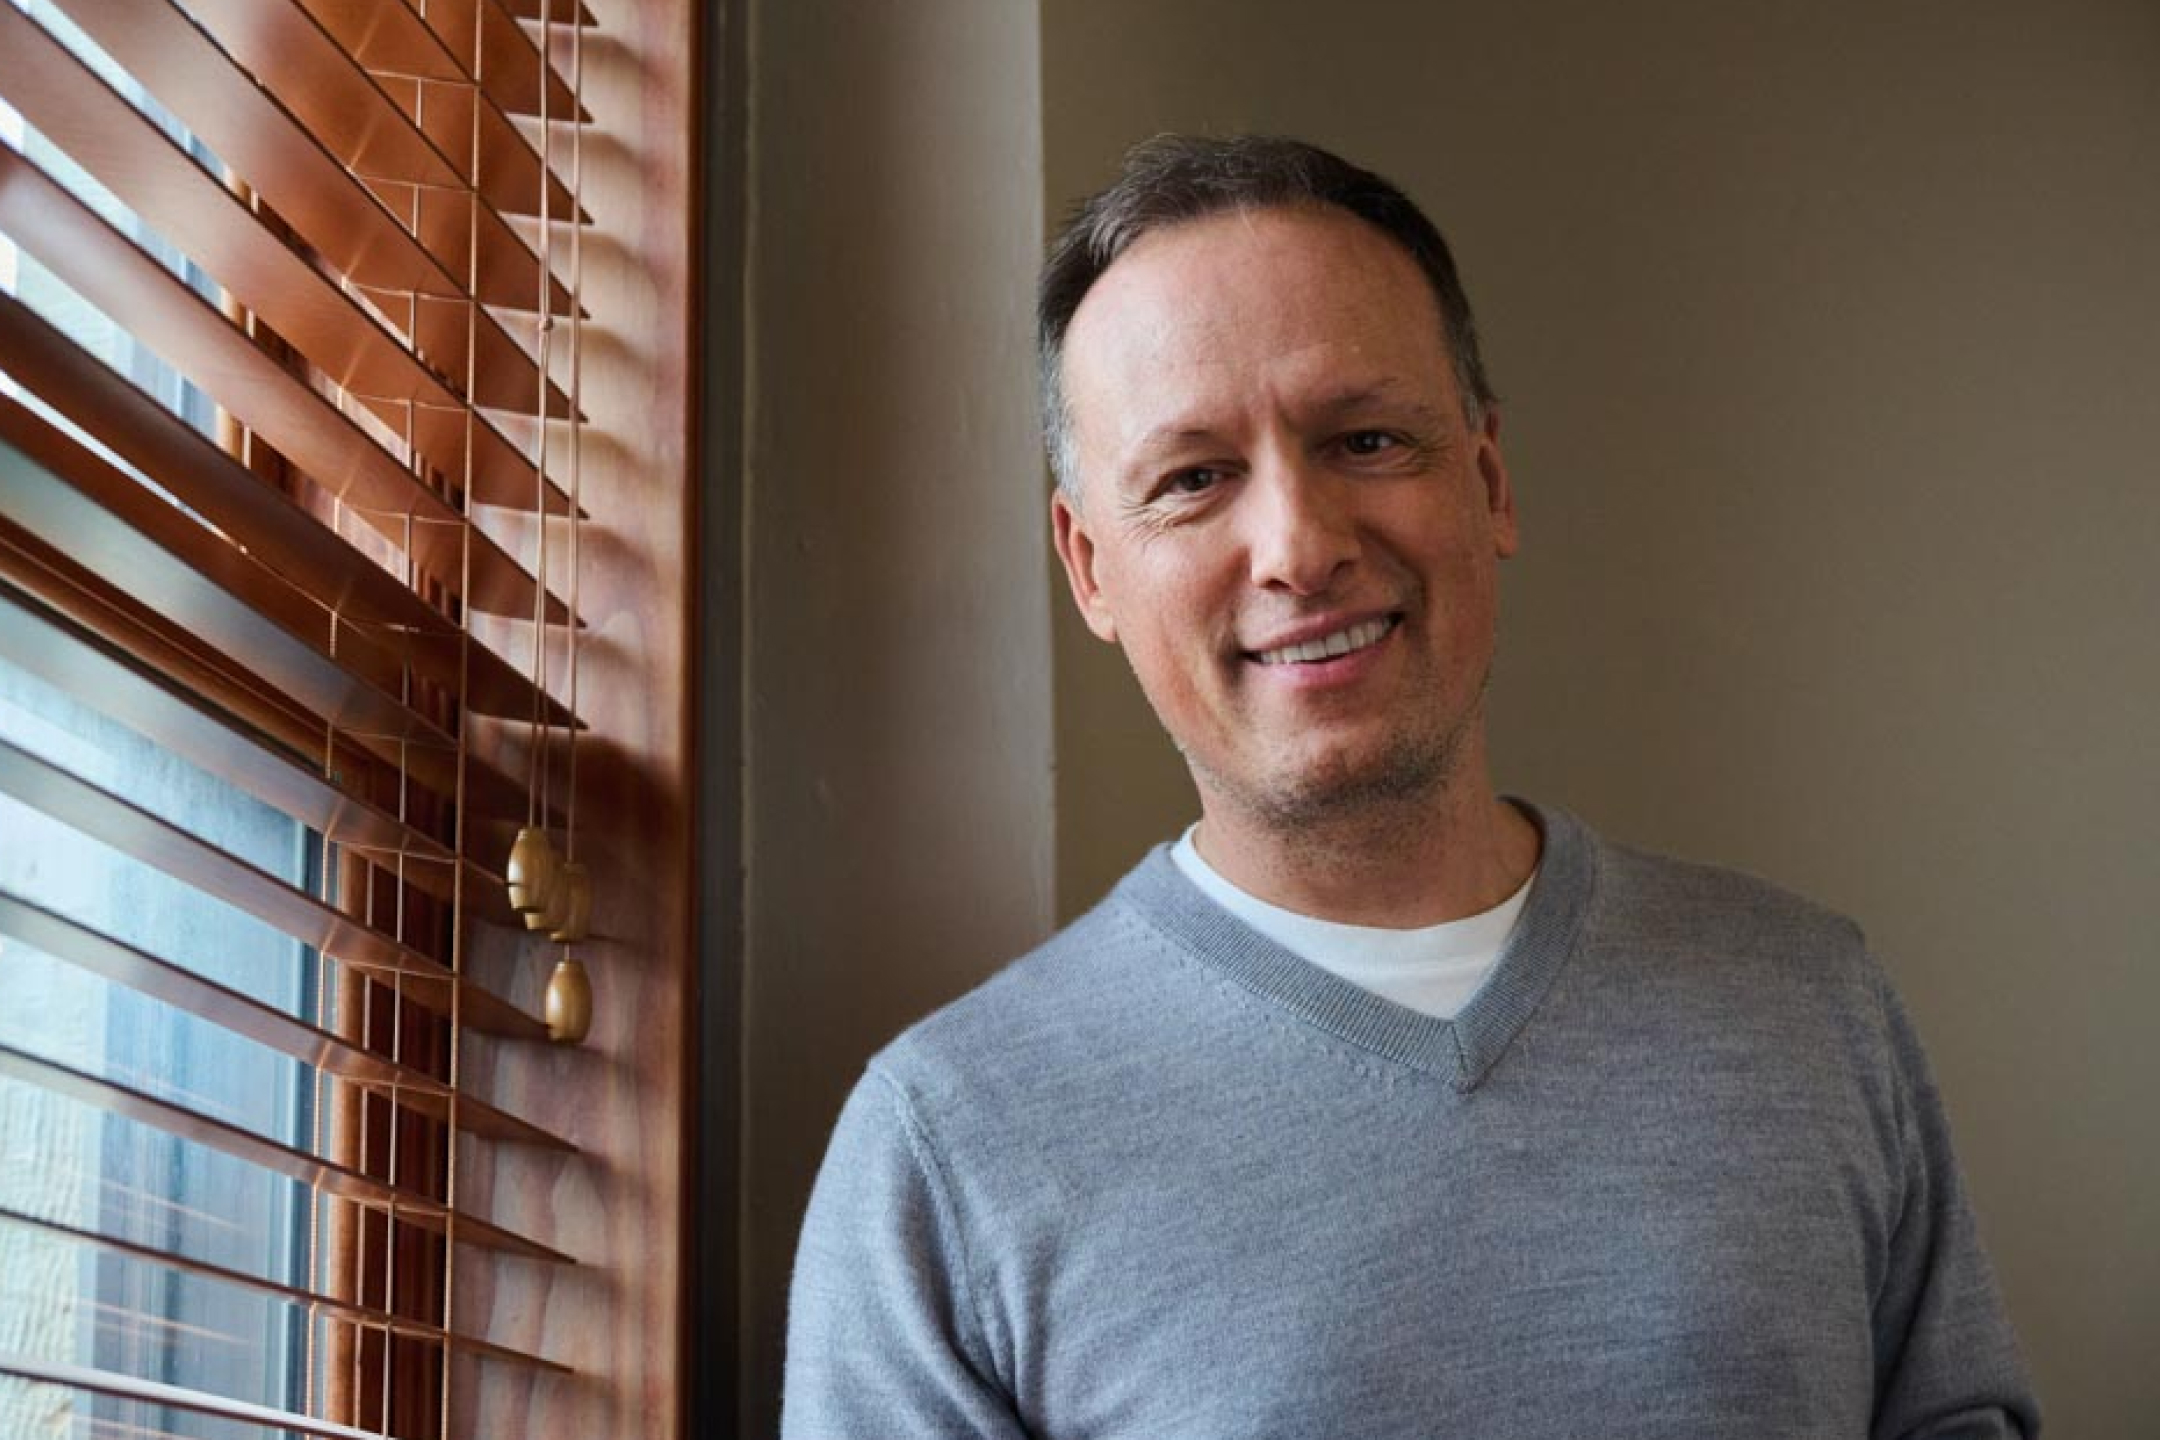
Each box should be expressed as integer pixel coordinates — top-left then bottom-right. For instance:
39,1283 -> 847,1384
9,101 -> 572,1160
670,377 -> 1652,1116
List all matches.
1244,457 -> 1359,595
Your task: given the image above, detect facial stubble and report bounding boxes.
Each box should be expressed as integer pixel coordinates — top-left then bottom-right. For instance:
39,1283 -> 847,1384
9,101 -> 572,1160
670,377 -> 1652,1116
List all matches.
1169,626 -> 1499,864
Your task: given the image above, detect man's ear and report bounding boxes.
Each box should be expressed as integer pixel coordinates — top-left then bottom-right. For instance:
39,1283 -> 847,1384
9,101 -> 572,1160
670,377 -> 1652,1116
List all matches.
1475,406 -> 1520,560
1050,488 -> 1119,643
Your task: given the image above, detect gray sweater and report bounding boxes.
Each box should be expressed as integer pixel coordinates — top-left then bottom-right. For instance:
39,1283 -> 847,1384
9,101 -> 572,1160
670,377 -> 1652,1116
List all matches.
784,805 -> 2037,1438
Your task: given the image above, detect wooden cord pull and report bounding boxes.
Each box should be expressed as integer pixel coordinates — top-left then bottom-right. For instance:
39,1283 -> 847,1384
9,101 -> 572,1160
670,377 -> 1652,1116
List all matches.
546,956 -> 592,1044
506,826 -> 558,914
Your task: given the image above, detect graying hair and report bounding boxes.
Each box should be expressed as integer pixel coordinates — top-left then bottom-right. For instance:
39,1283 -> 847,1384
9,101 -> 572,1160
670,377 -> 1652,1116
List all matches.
1038,134 -> 1497,500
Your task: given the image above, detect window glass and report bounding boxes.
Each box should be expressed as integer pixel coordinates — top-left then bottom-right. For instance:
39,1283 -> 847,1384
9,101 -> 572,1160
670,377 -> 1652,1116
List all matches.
0,653 -> 323,1437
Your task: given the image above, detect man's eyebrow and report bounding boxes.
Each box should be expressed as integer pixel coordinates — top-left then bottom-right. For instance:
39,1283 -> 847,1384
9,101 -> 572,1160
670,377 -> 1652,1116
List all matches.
1128,422 -> 1223,460
1309,382 -> 1448,425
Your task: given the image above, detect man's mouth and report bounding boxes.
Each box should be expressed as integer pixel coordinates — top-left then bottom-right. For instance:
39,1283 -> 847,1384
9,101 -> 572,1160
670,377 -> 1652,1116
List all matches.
1249,615 -> 1398,666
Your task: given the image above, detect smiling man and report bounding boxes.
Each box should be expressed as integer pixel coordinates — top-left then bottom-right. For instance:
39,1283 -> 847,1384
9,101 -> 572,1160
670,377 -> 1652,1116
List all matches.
783,136 -> 2037,1439
1048,192 -> 1532,931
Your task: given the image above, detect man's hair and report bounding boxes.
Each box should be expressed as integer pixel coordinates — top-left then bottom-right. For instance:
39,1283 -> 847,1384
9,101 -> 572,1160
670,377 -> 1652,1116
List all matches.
1037,133 -> 1498,498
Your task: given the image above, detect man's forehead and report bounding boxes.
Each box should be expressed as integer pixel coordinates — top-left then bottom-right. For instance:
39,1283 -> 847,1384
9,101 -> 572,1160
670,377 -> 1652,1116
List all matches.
1062,210 -> 1454,445
1070,208 -> 1438,351
1087,205 -> 1391,302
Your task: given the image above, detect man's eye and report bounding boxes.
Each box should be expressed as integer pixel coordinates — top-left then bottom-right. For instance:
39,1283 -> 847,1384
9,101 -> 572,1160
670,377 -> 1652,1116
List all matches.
1163,468 -> 1221,496
1342,431 -> 1399,456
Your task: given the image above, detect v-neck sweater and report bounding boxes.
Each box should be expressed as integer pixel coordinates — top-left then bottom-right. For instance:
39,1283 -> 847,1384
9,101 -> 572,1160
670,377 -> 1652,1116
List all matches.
1169,823 -> 1533,1019
1149,806 -> 1587,1080
784,803 -> 2037,1439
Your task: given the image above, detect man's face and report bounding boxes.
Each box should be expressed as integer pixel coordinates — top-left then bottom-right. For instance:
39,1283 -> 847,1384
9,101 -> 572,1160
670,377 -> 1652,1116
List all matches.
1051,206 -> 1519,830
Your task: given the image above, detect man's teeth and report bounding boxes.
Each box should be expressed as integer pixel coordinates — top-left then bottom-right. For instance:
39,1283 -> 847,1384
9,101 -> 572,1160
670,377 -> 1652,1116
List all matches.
1253,617 -> 1394,666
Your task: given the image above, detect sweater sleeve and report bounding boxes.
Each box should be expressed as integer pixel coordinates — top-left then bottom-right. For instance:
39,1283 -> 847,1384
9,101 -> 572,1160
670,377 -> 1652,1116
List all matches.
1868,975 -> 2041,1439
782,1069 -> 1029,1440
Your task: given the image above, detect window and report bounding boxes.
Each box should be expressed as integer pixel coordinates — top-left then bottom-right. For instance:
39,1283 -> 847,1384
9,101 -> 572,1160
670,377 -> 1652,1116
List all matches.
0,0 -> 698,1435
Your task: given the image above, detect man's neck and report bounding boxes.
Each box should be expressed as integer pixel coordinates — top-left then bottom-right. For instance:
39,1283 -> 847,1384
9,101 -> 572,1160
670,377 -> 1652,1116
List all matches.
1191,782 -> 1540,929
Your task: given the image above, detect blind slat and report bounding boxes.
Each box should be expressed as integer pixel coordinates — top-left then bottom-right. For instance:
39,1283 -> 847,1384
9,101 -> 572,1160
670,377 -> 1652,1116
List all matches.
0,892 -> 573,1150
181,2 -> 446,195
0,430 -> 462,754
470,0 -> 588,121
0,1354 -> 387,1440
0,290 -> 444,635
0,587 -> 454,869
0,1044 -> 573,1261
0,386 -> 578,729
0,520 -> 537,828
54,0 -> 583,400
0,1207 -> 574,1373
0,148 -> 564,622
0,309 -> 577,748
0,738 -> 547,1041
300,0 -> 589,126
0,2 -> 577,439
183,0 -> 581,223
1,580 -> 531,924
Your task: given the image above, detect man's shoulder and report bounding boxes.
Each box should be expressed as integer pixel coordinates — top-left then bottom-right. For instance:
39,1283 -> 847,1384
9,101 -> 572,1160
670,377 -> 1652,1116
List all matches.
1582,826 -> 1886,1010
866,855 -> 1185,1098
1595,832 -> 1863,942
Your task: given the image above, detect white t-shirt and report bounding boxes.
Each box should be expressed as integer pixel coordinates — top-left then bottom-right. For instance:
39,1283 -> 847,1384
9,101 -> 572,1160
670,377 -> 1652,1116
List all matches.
1170,826 -> 1534,1020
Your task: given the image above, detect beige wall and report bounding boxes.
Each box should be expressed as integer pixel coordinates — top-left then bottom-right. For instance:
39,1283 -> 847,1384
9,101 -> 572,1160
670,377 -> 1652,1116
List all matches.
735,2 -> 1051,1431
1041,0 -> 2158,1430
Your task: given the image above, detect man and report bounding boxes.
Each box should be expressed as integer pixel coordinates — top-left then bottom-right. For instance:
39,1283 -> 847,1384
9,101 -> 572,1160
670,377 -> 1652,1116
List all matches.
784,135 -> 2037,1438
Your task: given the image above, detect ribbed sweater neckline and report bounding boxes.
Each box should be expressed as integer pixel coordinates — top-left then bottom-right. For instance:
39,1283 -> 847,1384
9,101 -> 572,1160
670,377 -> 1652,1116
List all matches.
1111,801 -> 1598,1091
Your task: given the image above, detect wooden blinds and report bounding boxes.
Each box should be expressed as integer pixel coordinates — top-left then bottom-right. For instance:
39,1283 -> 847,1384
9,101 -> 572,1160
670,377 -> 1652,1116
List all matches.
0,0 -> 595,1435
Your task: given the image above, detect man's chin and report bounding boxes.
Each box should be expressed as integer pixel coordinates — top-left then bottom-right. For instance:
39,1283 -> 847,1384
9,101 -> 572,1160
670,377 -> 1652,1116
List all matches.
1195,741 -> 1461,834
